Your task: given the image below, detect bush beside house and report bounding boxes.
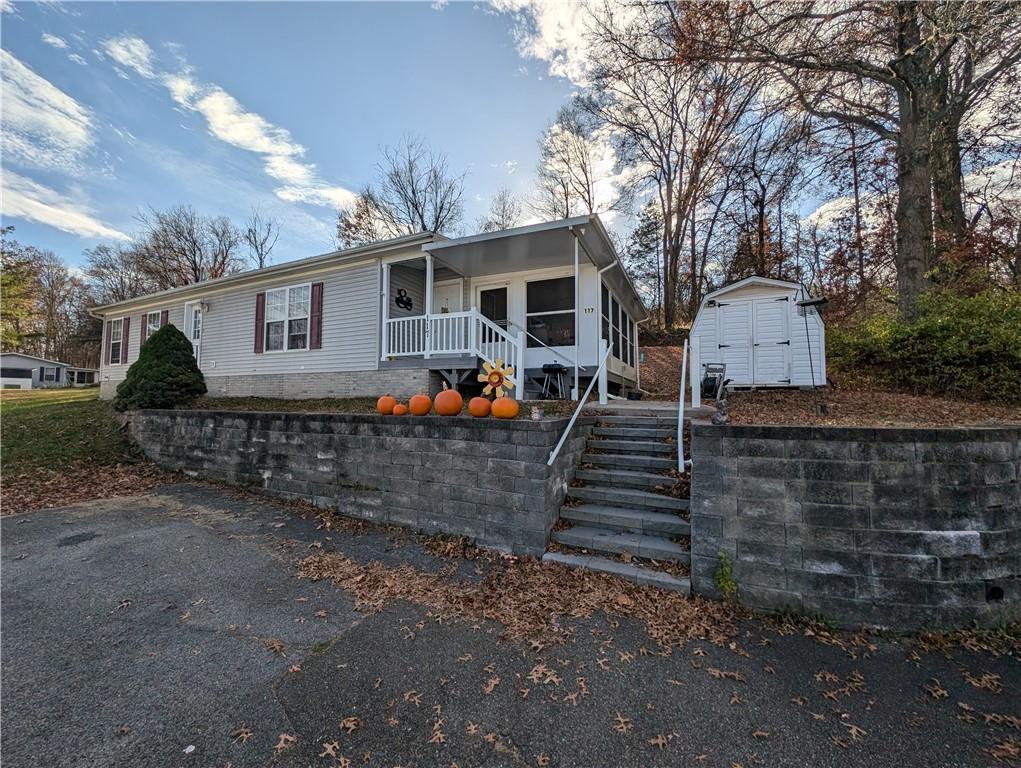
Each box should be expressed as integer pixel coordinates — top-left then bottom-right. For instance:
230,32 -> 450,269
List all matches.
828,289 -> 1021,404
114,325 -> 206,411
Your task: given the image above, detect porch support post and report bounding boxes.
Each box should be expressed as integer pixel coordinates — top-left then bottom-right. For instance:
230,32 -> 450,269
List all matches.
572,235 -> 579,400
597,337 -> 608,405
515,330 -> 525,400
424,253 -> 434,359
380,263 -> 390,361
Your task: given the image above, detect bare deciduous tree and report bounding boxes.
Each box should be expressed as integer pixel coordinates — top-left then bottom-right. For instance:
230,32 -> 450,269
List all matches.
243,207 -> 280,269
477,188 -> 524,233
337,136 -> 465,247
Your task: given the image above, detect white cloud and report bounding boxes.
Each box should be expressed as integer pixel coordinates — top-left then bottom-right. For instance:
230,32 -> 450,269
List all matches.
41,32 -> 67,48
0,49 -> 94,172
1,0 -> 14,13
490,0 -> 594,84
101,34 -> 356,210
101,34 -> 155,79
67,53 -> 88,66
1,171 -> 130,240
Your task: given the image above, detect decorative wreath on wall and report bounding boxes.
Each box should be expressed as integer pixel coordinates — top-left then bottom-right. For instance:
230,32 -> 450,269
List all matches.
478,358 -> 515,398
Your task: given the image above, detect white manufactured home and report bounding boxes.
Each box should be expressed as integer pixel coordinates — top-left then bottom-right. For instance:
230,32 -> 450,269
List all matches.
0,352 -> 89,389
91,216 -> 648,401
689,276 -> 826,402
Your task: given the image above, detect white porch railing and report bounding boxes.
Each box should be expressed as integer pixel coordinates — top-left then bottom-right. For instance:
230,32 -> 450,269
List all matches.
383,308 -> 525,377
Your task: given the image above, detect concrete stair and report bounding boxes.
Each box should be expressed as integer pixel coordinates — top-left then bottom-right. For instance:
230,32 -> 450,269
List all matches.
546,409 -> 691,594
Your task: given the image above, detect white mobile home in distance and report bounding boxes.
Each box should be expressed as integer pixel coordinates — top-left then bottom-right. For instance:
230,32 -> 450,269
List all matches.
689,276 -> 826,402
90,216 -> 648,401
0,352 -> 75,389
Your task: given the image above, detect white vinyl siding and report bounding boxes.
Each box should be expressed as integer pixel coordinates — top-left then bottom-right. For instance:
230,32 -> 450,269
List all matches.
199,261 -> 379,376
101,305 -> 185,385
388,263 -> 425,318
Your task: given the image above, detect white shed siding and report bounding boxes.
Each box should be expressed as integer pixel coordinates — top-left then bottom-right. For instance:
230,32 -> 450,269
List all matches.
198,261 -> 380,377
690,279 -> 825,388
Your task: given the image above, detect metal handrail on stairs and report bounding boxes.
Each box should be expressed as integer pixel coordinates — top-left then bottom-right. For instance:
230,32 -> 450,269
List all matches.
546,344 -> 613,467
678,339 -> 692,474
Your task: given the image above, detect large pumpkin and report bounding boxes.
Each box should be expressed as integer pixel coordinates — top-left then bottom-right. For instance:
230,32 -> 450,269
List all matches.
434,382 -> 464,416
392,403 -> 409,416
468,396 -> 491,418
408,393 -> 432,416
376,394 -> 397,415
491,396 -> 519,420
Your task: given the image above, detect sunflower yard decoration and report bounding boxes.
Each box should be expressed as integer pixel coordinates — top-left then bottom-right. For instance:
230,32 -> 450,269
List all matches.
478,358 -> 515,398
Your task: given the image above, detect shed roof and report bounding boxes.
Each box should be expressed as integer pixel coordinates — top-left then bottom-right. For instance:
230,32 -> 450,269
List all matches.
704,276 -> 806,302
0,352 -> 70,367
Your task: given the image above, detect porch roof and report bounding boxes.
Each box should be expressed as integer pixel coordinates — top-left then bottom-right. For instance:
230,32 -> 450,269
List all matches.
423,216 -> 648,321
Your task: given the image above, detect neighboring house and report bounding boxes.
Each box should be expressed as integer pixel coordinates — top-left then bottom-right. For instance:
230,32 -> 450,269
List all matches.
67,367 -> 100,387
90,216 -> 648,400
689,276 -> 827,393
0,352 -> 74,389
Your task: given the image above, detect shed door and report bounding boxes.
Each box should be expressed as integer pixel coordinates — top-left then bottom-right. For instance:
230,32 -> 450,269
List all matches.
752,298 -> 790,384
716,301 -> 752,385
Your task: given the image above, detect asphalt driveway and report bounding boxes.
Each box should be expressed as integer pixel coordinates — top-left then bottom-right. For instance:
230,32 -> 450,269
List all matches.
2,484 -> 1018,767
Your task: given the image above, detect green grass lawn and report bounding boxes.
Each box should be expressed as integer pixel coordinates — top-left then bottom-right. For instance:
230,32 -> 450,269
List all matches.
1,388 -> 135,474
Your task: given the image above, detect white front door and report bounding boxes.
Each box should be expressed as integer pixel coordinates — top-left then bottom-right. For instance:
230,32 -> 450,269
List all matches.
186,302 -> 202,365
432,281 -> 462,314
752,298 -> 790,384
716,301 -> 752,385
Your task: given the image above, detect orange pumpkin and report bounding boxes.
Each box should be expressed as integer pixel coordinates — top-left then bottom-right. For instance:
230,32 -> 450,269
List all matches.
376,394 -> 397,415
408,393 -> 432,416
468,396 -> 492,418
392,403 -> 409,416
434,382 -> 464,416
491,396 -> 519,420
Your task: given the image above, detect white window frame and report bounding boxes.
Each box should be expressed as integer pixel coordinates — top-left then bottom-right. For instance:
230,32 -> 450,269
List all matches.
145,310 -> 161,341
109,317 -> 125,365
264,282 -> 312,353
524,275 -> 576,349
42,366 -> 57,382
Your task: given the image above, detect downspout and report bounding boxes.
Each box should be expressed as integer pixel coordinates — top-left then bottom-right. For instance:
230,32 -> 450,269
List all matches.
635,316 -> 651,392
596,262 -> 616,405
572,234 -> 580,399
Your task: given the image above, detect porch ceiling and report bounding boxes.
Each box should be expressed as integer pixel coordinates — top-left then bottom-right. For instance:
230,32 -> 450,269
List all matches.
424,216 -> 648,321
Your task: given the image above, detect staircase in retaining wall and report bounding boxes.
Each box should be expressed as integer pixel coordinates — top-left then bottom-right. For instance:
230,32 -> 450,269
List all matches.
543,410 -> 691,593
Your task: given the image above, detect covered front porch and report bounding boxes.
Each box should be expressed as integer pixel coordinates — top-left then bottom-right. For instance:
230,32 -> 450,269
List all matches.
379,217 -> 647,400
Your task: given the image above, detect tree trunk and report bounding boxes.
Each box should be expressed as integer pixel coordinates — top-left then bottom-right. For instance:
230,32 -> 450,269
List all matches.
893,93 -> 933,317
931,110 -> 967,253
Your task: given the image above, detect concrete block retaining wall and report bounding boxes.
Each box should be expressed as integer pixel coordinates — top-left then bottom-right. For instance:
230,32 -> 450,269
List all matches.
690,424 -> 1021,629
130,410 -> 591,556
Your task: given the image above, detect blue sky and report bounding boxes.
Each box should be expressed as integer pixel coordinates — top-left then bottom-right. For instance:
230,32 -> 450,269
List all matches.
1,1 -> 575,267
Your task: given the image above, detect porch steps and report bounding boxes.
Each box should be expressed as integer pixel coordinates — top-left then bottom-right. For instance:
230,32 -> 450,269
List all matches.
547,409 -> 691,594
560,504 -> 689,536
542,551 -> 690,594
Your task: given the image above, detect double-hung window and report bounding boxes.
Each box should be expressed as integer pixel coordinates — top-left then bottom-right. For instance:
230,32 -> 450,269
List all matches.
43,366 -> 57,382
145,310 -> 161,341
525,276 -> 575,348
110,318 -> 124,364
265,284 -> 310,352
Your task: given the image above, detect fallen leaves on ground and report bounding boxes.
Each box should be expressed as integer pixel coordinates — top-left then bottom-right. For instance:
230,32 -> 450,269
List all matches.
1,462 -> 173,516
725,388 -> 1019,427
612,712 -> 633,734
297,550 -> 739,650
263,638 -> 286,657
272,733 -> 296,753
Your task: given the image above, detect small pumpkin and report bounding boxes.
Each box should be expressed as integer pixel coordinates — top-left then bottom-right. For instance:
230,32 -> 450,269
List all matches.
408,393 -> 432,416
491,396 -> 519,420
376,394 -> 397,415
434,382 -> 464,416
468,396 -> 492,418
392,403 -> 409,416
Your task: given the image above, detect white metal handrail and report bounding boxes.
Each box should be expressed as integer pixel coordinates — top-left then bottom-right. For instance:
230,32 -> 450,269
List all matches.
547,344 -> 613,466
678,339 -> 692,474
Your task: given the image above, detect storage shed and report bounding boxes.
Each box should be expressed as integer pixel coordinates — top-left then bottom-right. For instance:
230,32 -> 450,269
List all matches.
689,276 -> 826,391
